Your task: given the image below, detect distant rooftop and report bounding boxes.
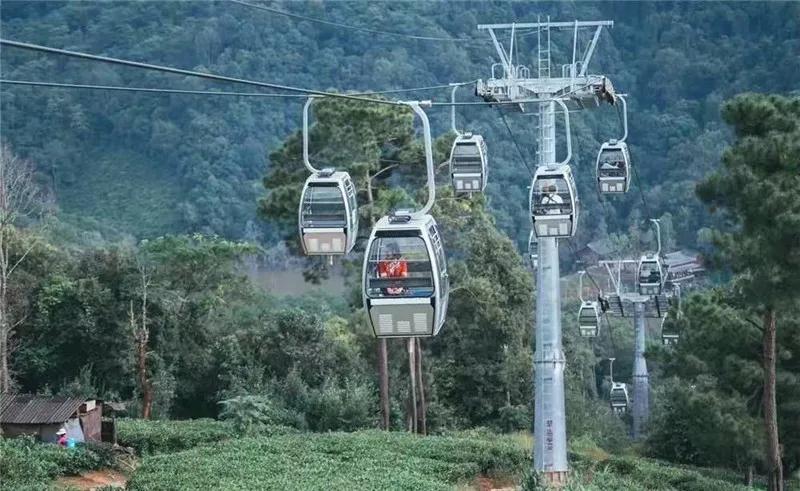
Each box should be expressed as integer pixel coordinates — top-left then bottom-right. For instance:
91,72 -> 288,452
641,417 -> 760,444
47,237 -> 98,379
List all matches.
0,394 -> 85,425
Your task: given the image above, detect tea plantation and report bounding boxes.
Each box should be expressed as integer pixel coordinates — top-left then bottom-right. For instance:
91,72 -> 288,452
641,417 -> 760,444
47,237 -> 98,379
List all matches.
0,420 -> 776,490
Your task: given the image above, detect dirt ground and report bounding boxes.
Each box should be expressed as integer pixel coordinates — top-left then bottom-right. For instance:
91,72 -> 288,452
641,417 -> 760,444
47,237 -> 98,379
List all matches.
57,469 -> 127,490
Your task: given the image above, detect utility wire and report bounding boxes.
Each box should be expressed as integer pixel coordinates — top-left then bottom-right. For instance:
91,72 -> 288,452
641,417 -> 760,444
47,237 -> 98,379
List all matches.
230,0 -> 481,43
498,109 -> 534,177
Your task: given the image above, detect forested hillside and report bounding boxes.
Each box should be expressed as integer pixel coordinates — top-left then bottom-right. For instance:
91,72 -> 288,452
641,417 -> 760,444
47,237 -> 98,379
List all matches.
2,1 -> 797,252
1,2 -> 799,490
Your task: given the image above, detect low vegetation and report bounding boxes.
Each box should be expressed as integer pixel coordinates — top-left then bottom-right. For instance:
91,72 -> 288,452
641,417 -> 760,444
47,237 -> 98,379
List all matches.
126,430 -> 529,490
0,436 -> 114,490
116,418 -> 235,455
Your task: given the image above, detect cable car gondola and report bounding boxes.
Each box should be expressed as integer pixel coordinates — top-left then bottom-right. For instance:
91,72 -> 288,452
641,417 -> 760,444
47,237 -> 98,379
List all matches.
362,211 -> 449,338
638,219 -> 664,295
299,170 -> 358,255
449,133 -> 488,193
528,230 -> 538,269
298,97 -> 358,256
530,164 -> 579,238
578,301 -> 600,338
661,284 -> 681,345
595,95 -> 631,194
661,316 -> 678,345
638,254 -> 663,295
362,102 -> 448,339
577,271 -> 599,337
610,382 -> 629,414
449,86 -> 488,194
596,139 -> 631,193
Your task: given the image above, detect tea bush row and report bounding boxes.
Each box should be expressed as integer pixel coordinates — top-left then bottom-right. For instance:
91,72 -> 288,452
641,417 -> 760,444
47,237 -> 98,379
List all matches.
0,436 -> 113,490
127,430 -> 530,490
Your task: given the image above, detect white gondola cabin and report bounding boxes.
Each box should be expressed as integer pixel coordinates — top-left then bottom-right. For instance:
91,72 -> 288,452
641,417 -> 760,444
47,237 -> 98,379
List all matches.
610,382 -> 629,414
637,254 -> 663,295
530,164 -> 579,238
661,316 -> 679,345
362,211 -> 449,338
449,133 -> 488,194
298,169 -> 358,255
528,230 -> 538,269
596,139 -> 631,194
578,301 -> 600,338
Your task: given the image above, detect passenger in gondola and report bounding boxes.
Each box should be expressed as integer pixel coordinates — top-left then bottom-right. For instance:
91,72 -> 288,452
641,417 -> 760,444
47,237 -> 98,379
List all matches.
378,242 -> 408,296
541,184 -> 564,214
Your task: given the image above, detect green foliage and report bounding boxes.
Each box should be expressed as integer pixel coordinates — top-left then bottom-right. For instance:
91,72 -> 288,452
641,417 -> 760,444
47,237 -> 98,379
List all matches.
647,377 -> 762,470
116,418 -> 234,455
0,436 -> 113,490
219,395 -> 306,434
696,94 -> 800,308
646,289 -> 800,476
126,430 -> 529,490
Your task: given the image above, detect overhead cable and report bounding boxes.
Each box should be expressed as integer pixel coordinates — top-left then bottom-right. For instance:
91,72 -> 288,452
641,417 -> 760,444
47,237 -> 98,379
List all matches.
0,79 -> 478,99
498,109 -> 534,177
0,38 -> 398,105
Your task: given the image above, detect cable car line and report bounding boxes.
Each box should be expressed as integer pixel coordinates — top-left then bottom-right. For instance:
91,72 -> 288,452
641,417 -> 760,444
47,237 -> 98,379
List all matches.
0,38 -> 403,106
498,110 -> 534,178
0,79 -> 307,98
0,78 -> 478,99
0,41 -> 571,109
229,0 -> 482,43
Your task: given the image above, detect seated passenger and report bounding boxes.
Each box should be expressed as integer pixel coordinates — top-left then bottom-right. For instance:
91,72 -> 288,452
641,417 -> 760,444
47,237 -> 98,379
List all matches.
378,243 -> 408,296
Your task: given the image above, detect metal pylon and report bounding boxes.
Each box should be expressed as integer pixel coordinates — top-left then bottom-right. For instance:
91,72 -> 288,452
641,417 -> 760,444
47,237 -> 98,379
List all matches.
533,99 -> 568,484
632,300 -> 650,439
475,18 -> 616,487
537,16 -> 551,78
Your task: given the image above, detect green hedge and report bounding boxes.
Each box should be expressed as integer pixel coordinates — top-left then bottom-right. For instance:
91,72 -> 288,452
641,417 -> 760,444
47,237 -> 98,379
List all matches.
127,430 -> 529,490
0,437 -> 113,490
116,418 -> 234,455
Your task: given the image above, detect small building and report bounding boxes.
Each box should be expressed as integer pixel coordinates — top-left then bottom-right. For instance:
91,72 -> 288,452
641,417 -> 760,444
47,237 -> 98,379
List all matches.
0,394 -> 104,443
663,250 -> 704,284
578,238 -> 617,265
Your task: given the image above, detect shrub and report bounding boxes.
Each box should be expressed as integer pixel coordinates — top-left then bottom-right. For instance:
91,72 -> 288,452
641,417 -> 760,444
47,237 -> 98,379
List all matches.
116,418 -> 233,455
0,436 -> 112,489
218,395 -> 307,434
127,430 -> 530,490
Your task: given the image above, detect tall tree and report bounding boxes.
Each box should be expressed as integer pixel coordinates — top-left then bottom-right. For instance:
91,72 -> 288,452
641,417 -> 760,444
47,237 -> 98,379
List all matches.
696,94 -> 800,491
0,146 -> 41,393
260,97 -> 423,428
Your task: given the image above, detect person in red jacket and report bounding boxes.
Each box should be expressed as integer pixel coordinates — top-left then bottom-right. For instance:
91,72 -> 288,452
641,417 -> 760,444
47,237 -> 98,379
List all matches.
56,428 -> 67,447
378,242 -> 408,296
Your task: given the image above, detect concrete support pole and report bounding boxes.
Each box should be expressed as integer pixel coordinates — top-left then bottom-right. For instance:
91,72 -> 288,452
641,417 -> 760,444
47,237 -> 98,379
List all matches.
632,300 -> 649,440
533,100 -> 568,485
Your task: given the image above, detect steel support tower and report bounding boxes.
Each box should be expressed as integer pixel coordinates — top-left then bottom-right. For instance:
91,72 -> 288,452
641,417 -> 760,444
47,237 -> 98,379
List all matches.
476,18 -> 616,485
632,298 -> 649,440
600,260 -> 670,440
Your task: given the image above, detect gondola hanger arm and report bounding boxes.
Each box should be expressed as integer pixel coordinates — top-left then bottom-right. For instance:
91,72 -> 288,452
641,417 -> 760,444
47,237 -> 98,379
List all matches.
303,97 -> 321,173
403,101 -> 435,217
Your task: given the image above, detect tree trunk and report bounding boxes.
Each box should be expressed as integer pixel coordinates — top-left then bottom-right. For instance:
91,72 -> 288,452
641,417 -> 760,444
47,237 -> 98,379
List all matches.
415,338 -> 426,435
0,267 -> 10,393
763,308 -> 783,491
407,338 -> 417,434
378,338 -> 390,430
744,464 -> 754,487
368,169 -> 391,430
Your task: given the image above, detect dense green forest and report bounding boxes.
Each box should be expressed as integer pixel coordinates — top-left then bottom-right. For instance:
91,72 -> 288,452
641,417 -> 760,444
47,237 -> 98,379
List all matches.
1,1 -> 799,490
